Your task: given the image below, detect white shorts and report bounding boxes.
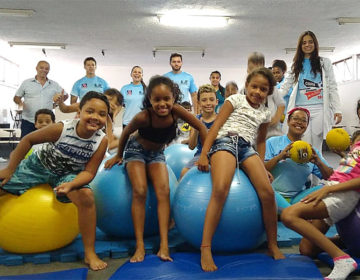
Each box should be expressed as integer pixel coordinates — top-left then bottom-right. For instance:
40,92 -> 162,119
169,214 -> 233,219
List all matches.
322,181 -> 360,225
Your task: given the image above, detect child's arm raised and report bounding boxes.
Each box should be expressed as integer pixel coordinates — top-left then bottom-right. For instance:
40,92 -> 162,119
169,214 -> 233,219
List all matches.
54,136 -> 108,195
256,123 -> 269,161
104,111 -> 146,169
302,177 -> 360,206
197,100 -> 233,172
0,123 -> 63,186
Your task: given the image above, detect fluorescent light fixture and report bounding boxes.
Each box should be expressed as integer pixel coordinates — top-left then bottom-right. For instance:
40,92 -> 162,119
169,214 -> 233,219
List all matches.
0,8 -> 35,16
158,14 -> 229,28
336,17 -> 360,25
285,47 -> 335,54
152,46 -> 205,58
8,42 -> 66,49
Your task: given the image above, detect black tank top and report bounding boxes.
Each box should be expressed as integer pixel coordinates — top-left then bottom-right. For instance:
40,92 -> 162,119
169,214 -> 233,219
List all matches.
138,109 -> 177,144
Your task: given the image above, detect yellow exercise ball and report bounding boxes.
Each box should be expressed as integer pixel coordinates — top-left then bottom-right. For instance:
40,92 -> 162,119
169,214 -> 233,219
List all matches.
0,184 -> 79,253
326,128 -> 350,151
289,140 -> 312,164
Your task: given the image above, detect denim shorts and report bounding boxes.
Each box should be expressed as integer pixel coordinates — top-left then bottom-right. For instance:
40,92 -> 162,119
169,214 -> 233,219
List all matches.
208,136 -> 257,164
1,153 -> 90,203
123,136 -> 166,164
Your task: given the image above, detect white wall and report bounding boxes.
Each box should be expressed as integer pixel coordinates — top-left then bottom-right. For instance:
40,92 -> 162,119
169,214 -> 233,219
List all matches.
337,80 -> 360,135
0,40 -> 358,135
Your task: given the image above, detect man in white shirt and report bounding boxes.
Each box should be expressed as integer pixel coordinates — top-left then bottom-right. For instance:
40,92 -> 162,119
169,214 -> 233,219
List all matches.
14,61 -> 66,138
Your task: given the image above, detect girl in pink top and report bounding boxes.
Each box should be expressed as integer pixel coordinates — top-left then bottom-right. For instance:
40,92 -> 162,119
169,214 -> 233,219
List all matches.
282,130 -> 360,280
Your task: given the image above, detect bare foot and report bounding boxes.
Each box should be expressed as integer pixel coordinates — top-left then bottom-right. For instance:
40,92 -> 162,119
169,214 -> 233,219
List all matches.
268,246 -> 286,260
157,246 -> 173,262
85,253 -> 107,271
200,247 -> 217,272
130,247 -> 145,263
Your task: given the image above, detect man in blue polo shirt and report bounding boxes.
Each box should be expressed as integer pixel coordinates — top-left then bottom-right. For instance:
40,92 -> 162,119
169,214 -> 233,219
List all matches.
164,53 -> 198,113
14,60 -> 66,138
70,57 -> 110,103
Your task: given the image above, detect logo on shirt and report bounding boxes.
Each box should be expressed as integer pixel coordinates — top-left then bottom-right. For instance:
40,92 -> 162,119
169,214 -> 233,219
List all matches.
81,83 -> 87,88
180,80 -> 188,85
127,90 -> 132,95
180,123 -> 191,132
302,79 -> 323,100
94,83 -> 103,88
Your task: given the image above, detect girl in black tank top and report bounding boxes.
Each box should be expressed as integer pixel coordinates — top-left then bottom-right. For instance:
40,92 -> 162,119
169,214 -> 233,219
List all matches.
105,76 -> 207,263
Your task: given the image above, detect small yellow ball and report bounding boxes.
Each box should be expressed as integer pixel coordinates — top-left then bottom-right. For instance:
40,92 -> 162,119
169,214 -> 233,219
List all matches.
326,128 -> 350,151
289,140 -> 312,163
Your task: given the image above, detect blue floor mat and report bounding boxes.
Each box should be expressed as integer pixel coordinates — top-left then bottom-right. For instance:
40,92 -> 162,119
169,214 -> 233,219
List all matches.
109,252 -> 323,280
318,251 -> 360,272
0,268 -> 87,280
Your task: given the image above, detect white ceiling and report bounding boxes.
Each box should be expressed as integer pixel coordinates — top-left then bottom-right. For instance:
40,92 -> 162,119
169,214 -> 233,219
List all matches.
0,0 -> 360,71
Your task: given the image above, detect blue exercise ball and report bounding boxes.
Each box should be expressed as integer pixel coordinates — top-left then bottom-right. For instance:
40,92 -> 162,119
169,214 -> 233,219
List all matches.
290,185 -> 323,204
91,158 -> 178,238
274,191 -> 291,213
164,144 -> 197,180
336,202 -> 360,256
173,167 -> 265,252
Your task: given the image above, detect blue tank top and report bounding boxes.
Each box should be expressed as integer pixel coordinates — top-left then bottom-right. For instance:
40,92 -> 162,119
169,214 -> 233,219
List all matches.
138,109 -> 177,144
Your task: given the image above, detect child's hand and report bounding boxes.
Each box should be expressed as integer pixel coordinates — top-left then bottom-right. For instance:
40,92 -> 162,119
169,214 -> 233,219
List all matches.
0,168 -> 15,186
54,182 -> 73,196
196,155 -> 209,172
301,186 -> 330,206
279,143 -> 292,160
309,147 -> 320,165
104,155 -> 123,169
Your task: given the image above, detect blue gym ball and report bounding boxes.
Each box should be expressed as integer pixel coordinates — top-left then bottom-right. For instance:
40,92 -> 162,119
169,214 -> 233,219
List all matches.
164,144 -> 197,180
172,167 -> 266,252
90,157 -> 178,238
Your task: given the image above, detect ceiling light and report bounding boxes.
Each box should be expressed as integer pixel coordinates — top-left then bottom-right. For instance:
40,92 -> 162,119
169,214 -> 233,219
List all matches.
152,46 -> 205,58
157,14 -> 229,28
336,17 -> 360,25
0,8 -> 35,16
8,42 -> 66,49
284,47 -> 335,54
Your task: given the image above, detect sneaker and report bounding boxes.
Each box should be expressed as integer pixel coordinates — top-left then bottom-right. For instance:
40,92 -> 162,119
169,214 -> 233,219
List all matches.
0,157 -> 8,163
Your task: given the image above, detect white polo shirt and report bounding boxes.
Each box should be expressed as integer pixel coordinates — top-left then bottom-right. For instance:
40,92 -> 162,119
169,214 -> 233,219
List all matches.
15,77 -> 65,123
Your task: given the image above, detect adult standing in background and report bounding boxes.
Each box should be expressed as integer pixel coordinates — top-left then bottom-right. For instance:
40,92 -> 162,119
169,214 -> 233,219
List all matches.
164,53 -> 198,113
14,60 -> 66,138
70,57 -> 110,103
279,31 -> 342,152
209,71 -> 225,113
121,66 -> 146,127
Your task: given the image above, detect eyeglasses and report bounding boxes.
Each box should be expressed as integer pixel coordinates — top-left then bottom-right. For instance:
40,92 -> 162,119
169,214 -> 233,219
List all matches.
290,117 -> 308,124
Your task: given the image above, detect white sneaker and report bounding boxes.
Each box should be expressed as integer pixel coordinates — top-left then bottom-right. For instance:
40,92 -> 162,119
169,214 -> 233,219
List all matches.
0,157 -> 7,163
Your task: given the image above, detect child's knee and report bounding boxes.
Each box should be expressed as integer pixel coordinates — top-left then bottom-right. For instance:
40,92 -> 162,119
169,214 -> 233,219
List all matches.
211,185 -> 229,202
156,185 -> 170,200
280,207 -> 296,226
132,185 -> 147,201
299,239 -> 319,257
75,188 -> 95,208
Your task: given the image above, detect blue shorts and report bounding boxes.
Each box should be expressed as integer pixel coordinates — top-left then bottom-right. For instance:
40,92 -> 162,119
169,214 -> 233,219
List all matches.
208,136 -> 257,164
123,136 -> 166,165
0,153 -> 90,203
